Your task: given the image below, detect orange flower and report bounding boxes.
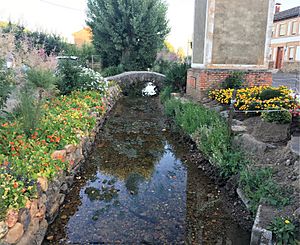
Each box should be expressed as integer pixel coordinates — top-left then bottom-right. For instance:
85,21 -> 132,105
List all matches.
13,182 -> 19,188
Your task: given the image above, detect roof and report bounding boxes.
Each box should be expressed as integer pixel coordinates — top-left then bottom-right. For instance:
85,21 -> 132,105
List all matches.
274,6 -> 300,22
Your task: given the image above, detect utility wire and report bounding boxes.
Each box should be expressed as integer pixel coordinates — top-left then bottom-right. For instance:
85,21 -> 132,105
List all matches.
40,0 -> 84,12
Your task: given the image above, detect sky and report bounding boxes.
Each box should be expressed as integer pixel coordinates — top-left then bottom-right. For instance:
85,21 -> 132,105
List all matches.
0,0 -> 299,51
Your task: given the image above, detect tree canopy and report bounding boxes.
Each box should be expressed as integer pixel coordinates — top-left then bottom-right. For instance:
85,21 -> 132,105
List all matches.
86,0 -> 170,70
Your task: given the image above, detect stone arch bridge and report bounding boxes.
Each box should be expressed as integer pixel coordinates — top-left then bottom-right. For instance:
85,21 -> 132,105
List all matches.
105,71 -> 166,92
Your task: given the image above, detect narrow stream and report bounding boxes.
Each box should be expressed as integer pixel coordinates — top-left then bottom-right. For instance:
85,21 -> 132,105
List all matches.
45,93 -> 250,244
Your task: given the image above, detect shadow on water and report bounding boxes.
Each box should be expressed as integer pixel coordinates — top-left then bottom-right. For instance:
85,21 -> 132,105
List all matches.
44,85 -> 250,244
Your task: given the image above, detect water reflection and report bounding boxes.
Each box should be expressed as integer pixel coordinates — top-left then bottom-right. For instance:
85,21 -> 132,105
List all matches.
44,96 -> 250,244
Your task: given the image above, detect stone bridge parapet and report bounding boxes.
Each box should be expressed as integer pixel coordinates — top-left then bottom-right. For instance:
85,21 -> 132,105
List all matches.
105,71 -> 166,90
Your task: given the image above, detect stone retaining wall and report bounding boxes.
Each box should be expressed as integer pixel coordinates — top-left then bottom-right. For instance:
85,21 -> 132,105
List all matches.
0,86 -> 121,245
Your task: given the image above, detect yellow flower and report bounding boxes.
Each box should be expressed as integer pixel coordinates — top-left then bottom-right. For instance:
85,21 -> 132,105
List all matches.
285,220 -> 290,224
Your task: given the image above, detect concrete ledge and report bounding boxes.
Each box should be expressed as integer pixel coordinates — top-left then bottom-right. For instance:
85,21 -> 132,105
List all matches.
237,188 -> 251,210
250,205 -> 273,245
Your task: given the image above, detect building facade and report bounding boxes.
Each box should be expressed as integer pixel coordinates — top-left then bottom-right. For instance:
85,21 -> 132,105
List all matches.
72,27 -> 93,47
270,6 -> 300,72
187,0 -> 275,101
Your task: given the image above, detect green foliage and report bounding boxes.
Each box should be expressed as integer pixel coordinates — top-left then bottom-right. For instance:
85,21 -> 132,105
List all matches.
221,71 -> 245,89
163,98 -> 247,177
86,0 -> 170,70
163,95 -> 291,214
164,62 -> 190,92
16,88 -> 41,137
101,65 -> 125,77
261,109 -> 292,124
0,59 -> 15,110
159,86 -> 172,104
26,68 -> 58,91
78,67 -> 108,93
56,60 -> 82,94
239,167 -> 290,213
163,97 -> 182,118
63,43 -> 99,66
218,151 -> 248,178
268,217 -> 298,245
153,60 -> 173,74
2,23 -> 66,55
259,88 -> 283,100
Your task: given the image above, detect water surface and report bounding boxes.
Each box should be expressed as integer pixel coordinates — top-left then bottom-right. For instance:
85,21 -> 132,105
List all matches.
45,96 -> 250,244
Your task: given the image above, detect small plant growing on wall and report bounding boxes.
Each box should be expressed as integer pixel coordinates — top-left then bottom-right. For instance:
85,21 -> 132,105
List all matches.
261,109 -> 292,124
221,71 -> 245,89
268,217 -> 298,245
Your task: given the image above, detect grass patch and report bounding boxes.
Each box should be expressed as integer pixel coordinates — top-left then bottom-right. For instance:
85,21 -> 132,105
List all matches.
239,167 -> 291,213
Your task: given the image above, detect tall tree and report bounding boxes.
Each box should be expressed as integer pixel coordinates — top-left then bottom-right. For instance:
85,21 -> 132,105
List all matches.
86,0 -> 170,70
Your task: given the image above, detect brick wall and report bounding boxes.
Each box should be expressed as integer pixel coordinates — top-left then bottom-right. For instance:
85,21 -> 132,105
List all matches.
186,68 -> 272,101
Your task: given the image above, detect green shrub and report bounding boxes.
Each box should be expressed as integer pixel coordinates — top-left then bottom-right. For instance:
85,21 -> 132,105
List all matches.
164,98 -> 182,118
153,59 -> 172,74
16,88 -> 42,137
195,124 -> 230,165
159,86 -> 172,104
101,65 -> 124,77
261,109 -> 292,124
239,167 -> 290,213
259,88 -> 283,100
78,67 -> 108,93
0,77 -> 12,110
218,150 -> 248,178
26,68 -> 58,93
268,217 -> 298,245
174,102 -> 223,134
0,60 -> 15,110
221,71 -> 245,89
56,60 -> 82,95
165,62 -> 190,92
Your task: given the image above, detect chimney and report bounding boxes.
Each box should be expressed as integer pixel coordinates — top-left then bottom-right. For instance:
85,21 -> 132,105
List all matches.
275,3 -> 281,13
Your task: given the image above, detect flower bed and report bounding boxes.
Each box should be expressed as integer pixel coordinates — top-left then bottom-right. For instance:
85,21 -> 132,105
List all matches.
0,86 -> 121,244
0,90 -> 108,220
209,86 -> 297,111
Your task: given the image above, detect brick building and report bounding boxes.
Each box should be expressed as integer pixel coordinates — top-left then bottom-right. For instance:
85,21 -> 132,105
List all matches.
187,0 -> 275,101
269,6 -> 300,72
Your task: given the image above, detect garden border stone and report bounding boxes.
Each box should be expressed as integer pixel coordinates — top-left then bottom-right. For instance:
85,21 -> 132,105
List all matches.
0,86 -> 121,245
250,205 -> 273,245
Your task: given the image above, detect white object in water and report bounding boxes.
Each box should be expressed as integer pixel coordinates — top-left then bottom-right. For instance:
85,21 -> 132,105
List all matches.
142,82 -> 156,96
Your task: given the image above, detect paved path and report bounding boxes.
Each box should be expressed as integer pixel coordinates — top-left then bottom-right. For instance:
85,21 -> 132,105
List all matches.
272,72 -> 300,92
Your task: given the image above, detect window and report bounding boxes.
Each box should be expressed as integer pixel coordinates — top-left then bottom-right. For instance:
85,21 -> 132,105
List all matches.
288,47 -> 295,61
272,26 -> 275,37
279,24 -> 287,36
291,22 -> 298,35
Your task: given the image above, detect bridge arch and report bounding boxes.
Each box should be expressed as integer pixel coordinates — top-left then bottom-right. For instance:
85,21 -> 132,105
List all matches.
105,71 -> 166,93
